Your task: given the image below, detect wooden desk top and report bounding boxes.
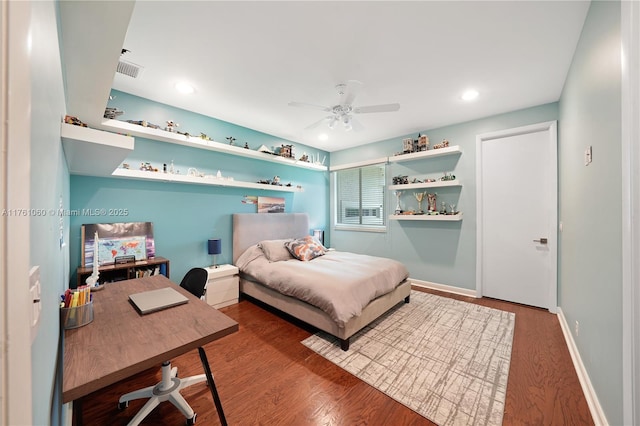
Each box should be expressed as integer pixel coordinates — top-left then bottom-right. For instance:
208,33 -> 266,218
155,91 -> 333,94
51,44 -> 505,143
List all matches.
62,275 -> 238,403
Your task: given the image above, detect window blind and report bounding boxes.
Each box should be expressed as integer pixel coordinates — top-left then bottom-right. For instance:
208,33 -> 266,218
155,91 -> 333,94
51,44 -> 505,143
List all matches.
335,163 -> 386,229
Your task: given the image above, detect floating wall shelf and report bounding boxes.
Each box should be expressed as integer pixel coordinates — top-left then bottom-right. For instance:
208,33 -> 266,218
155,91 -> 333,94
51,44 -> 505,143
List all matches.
99,119 -> 328,171
387,145 -> 462,163
111,168 -> 304,192
388,179 -> 461,190
389,213 -> 463,221
60,122 -> 134,176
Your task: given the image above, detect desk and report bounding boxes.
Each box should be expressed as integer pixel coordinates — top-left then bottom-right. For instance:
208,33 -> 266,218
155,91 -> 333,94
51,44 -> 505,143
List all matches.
62,275 -> 238,423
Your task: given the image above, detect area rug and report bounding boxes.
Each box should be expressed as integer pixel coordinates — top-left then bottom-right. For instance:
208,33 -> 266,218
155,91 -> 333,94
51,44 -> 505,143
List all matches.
301,290 -> 515,426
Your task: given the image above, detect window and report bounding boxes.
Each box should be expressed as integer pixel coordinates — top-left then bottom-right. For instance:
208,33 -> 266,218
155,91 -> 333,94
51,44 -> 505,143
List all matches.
335,163 -> 386,230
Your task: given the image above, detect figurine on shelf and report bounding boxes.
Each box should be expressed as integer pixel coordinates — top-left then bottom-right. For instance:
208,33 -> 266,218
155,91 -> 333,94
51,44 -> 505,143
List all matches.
440,201 -> 447,215
393,175 -> 409,185
165,120 -> 179,132
440,172 -> 456,181
449,204 -> 457,215
64,115 -> 87,127
402,138 -> 414,154
279,144 -> 294,159
103,107 -> 123,120
226,136 -> 237,145
199,133 -> 212,141
433,139 -> 450,150
244,142 -> 250,149
417,134 -> 429,151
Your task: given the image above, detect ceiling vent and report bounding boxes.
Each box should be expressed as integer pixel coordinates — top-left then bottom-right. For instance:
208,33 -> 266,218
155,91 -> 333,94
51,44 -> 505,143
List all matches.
116,59 -> 143,78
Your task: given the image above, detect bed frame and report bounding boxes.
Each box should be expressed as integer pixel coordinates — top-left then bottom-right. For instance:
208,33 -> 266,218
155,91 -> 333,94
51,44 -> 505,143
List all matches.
232,213 -> 411,350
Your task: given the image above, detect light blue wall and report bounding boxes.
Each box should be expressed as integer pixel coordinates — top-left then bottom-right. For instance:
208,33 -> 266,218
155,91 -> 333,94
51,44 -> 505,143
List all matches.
70,94 -> 329,284
558,1 -> 622,424
330,103 -> 558,289
29,1 -> 70,425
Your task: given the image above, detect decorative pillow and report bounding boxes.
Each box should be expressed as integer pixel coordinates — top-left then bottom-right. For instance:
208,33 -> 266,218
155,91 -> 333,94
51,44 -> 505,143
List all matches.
285,236 -> 326,261
257,239 -> 293,262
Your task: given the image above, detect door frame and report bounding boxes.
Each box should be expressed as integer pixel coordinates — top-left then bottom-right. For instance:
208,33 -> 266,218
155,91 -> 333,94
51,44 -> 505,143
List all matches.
476,121 -> 558,312
621,1 -> 640,423
1,1 -> 34,425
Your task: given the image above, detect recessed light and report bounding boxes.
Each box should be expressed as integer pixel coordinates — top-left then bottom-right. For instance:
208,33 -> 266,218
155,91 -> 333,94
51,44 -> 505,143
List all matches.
461,89 -> 479,101
318,133 -> 328,141
175,82 -> 195,94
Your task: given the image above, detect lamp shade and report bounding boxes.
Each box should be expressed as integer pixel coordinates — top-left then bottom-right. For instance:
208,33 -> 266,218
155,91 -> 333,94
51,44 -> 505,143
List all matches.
207,239 -> 222,255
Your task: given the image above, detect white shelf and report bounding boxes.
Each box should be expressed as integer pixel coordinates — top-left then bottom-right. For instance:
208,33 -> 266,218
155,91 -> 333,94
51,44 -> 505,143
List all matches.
111,168 -> 304,192
387,145 -> 462,163
388,179 -> 461,190
61,122 -> 134,176
389,213 -> 463,221
99,119 -> 327,171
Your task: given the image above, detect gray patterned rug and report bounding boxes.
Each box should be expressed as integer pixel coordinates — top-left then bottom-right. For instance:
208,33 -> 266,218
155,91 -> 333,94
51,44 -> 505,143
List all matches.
301,290 -> 515,426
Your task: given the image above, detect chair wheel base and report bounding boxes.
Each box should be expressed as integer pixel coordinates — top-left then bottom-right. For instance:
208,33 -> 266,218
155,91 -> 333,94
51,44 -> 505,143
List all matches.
186,413 -> 197,425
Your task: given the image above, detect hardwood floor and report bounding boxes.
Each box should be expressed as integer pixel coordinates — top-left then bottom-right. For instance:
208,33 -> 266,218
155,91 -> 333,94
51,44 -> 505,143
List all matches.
76,287 -> 593,425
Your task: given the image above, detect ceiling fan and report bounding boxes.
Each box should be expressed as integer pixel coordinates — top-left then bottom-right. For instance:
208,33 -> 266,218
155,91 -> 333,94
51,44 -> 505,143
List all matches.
288,80 -> 400,132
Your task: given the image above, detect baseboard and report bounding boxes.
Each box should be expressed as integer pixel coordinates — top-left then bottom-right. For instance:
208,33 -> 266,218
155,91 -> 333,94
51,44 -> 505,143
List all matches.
410,278 -> 477,298
557,307 -> 609,426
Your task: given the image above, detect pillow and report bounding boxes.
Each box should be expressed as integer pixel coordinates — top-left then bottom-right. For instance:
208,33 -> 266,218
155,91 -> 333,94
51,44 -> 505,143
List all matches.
257,239 -> 293,262
285,236 -> 326,261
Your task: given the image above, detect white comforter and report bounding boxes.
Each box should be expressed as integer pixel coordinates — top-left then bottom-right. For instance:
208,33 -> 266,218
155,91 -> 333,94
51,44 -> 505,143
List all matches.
236,245 -> 409,327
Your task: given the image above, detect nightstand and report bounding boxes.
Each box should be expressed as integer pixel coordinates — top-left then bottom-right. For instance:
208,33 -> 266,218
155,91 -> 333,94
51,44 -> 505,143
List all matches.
204,264 -> 239,309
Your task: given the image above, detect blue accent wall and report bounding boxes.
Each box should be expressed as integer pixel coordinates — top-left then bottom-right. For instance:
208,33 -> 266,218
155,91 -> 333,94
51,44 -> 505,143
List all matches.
330,103 -> 559,290
70,94 -> 329,284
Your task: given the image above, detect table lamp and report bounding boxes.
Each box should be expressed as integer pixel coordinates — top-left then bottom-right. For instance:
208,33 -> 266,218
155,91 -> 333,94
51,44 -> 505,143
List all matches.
208,238 -> 222,268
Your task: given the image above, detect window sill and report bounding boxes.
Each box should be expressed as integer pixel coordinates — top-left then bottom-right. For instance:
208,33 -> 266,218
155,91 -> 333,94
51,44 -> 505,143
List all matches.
333,225 -> 387,233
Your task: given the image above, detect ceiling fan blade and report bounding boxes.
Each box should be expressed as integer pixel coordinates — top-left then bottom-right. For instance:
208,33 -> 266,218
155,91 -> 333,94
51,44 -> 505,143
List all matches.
304,116 -> 333,130
288,101 -> 331,112
353,103 -> 400,114
339,80 -> 363,106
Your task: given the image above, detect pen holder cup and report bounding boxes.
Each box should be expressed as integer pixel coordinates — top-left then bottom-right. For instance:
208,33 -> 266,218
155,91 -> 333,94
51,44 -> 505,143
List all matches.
61,302 -> 94,329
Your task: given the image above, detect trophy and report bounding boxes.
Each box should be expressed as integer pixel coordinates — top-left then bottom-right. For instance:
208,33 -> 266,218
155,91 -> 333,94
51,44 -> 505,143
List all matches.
427,193 -> 437,212
394,191 -> 403,214
413,191 -> 426,214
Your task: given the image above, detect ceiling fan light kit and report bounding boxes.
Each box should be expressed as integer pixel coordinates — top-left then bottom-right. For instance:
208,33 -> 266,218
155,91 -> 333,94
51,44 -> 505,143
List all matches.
289,80 -> 400,132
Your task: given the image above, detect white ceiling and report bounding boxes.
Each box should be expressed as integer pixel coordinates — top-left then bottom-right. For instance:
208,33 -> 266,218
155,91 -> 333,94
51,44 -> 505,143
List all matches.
61,1 -> 590,152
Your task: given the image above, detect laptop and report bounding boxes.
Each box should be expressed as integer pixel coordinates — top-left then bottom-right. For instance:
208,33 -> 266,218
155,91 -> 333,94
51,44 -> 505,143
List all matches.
129,287 -> 189,315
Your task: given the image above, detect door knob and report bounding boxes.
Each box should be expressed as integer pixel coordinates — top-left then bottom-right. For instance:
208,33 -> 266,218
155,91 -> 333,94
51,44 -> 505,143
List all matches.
533,238 -> 548,244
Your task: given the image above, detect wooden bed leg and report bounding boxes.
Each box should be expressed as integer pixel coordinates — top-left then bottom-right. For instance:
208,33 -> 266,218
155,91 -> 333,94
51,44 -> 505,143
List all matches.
340,338 -> 350,351
404,295 -> 410,303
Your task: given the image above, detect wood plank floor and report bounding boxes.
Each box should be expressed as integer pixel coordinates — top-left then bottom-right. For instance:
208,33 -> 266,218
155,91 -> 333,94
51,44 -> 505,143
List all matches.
76,287 -> 593,425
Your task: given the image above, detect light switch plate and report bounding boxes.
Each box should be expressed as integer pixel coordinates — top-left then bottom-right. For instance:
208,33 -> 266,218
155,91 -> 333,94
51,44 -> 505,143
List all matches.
585,146 -> 592,166
29,266 -> 41,342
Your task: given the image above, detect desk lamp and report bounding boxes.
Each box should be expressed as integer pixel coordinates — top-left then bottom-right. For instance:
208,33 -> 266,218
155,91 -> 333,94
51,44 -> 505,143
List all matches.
207,238 -> 222,268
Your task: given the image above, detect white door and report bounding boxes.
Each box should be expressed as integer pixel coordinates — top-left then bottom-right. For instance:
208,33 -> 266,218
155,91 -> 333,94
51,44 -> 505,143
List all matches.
476,122 -> 557,311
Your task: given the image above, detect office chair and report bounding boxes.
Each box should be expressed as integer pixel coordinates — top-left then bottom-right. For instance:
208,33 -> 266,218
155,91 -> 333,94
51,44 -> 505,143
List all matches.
118,268 -> 227,426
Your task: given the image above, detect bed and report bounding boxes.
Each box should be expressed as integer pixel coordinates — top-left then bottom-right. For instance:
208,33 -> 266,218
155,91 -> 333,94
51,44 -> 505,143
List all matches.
232,213 -> 411,350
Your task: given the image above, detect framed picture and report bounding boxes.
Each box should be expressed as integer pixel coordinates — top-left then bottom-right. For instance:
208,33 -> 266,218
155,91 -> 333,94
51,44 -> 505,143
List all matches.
258,196 -> 285,213
81,222 -> 155,267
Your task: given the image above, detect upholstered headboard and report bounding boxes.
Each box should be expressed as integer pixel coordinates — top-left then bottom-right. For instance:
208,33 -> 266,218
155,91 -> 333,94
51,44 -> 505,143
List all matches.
232,213 -> 310,264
